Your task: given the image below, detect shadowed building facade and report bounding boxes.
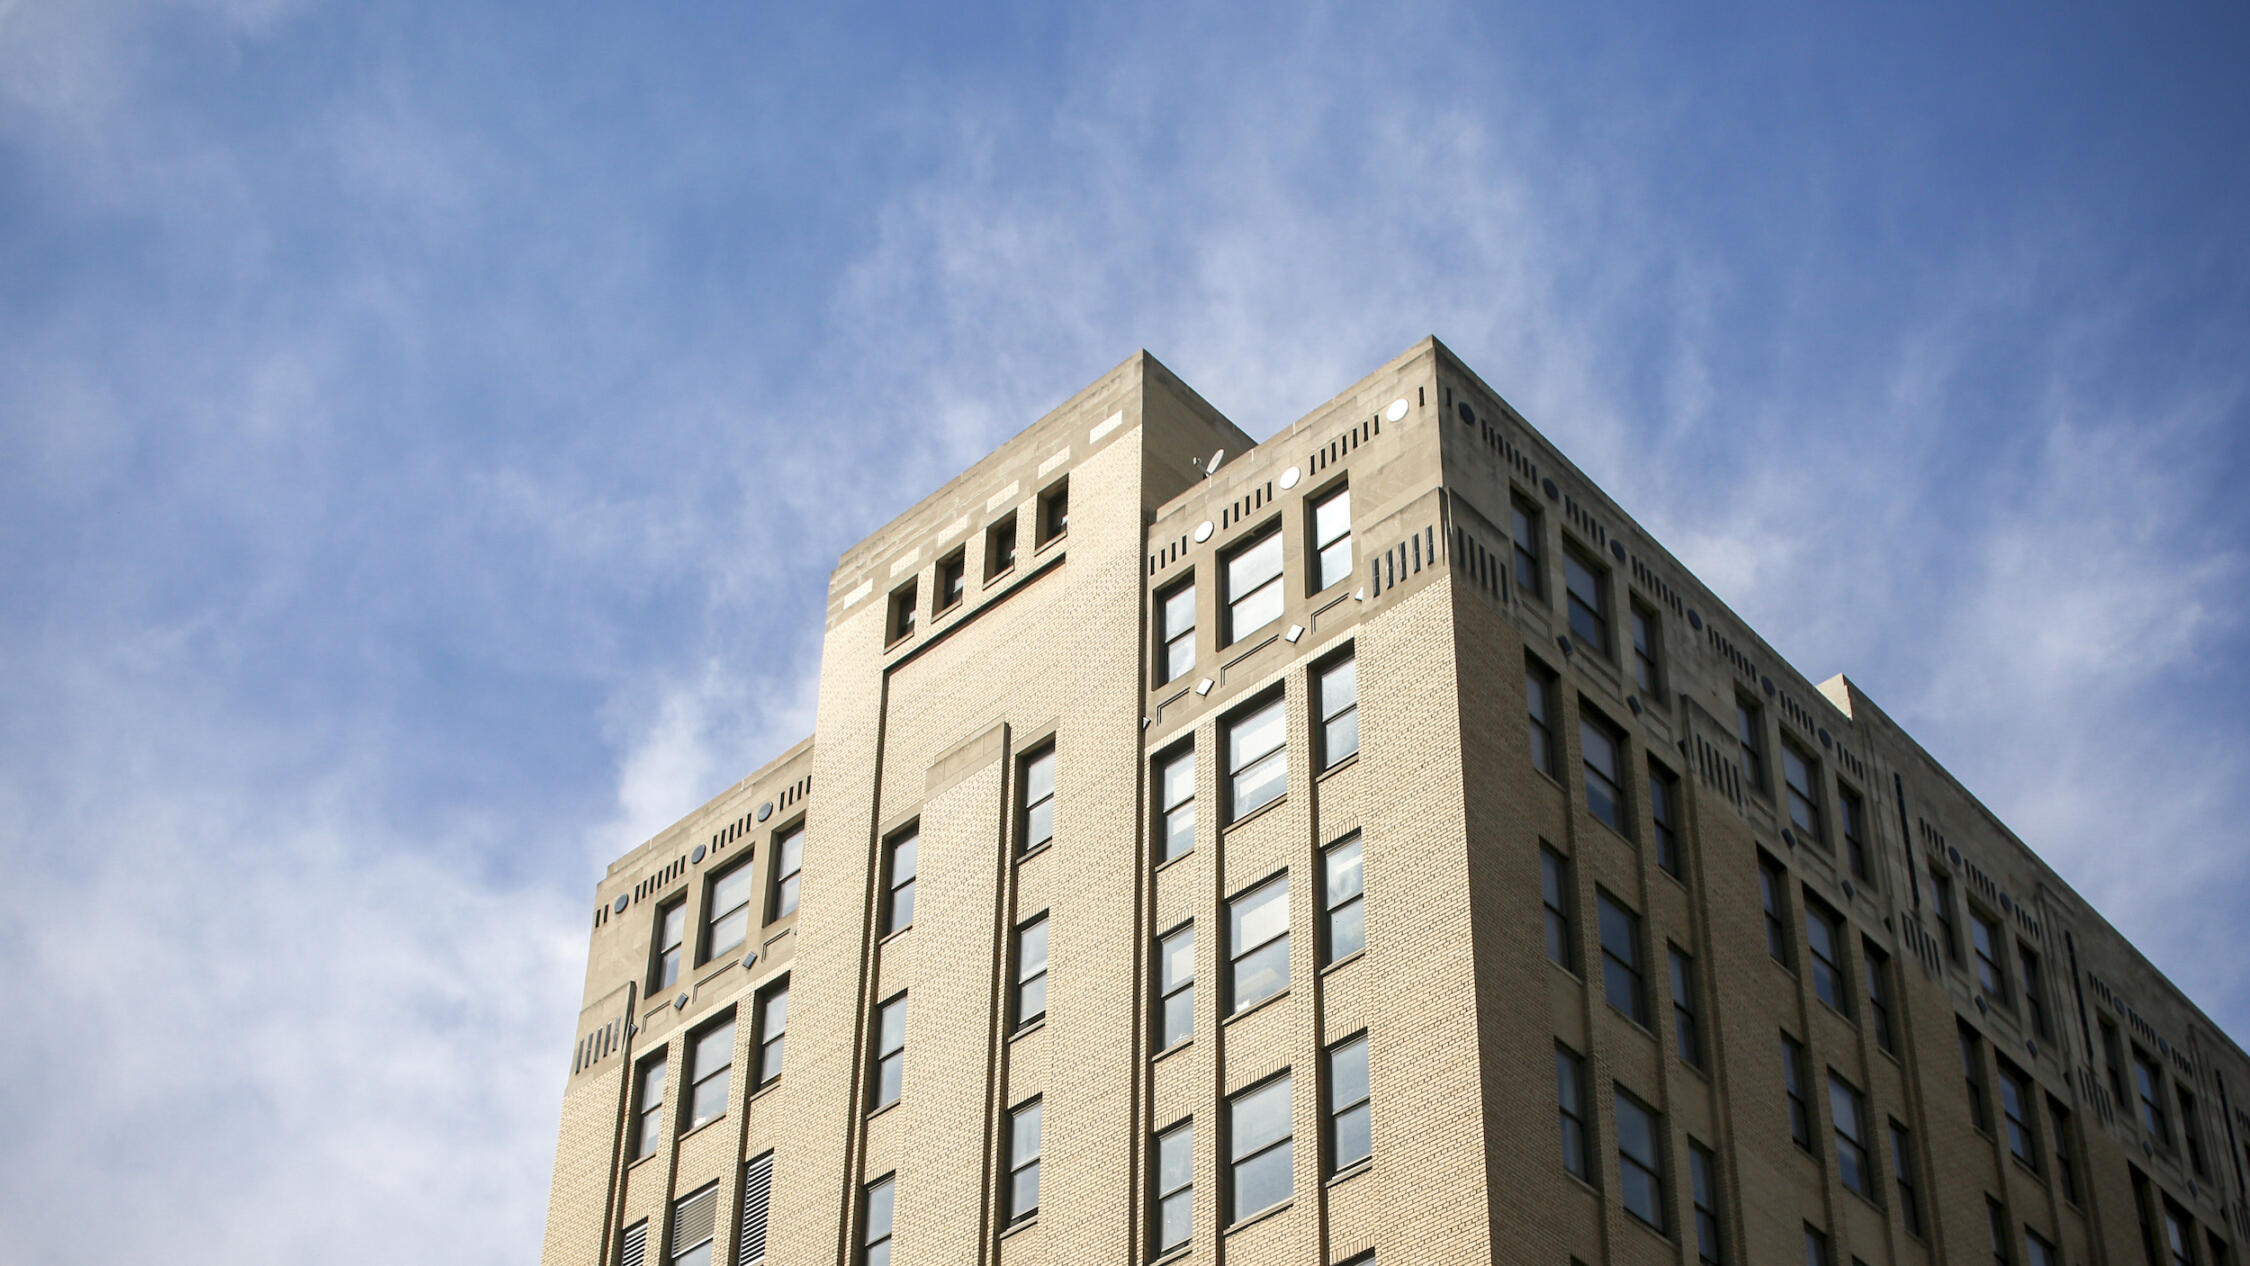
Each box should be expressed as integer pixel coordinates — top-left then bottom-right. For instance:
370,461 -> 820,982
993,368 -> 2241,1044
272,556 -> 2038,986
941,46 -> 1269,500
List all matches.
541,339 -> 2250,1266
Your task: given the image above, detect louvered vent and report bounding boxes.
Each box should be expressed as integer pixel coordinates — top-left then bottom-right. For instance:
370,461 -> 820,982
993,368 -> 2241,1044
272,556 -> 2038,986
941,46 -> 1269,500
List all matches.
671,1182 -> 719,1254
617,1220 -> 647,1266
739,1151 -> 775,1262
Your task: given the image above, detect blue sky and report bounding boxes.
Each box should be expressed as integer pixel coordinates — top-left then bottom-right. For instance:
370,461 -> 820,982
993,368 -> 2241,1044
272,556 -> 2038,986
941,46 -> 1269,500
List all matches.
3,1 -> 2246,1260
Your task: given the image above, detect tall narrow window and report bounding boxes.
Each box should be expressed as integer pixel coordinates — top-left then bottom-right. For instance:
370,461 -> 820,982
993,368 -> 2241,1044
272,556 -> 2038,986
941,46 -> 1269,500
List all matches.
1228,1073 -> 1293,1220
1839,787 -> 1871,880
1863,939 -> 1896,1053
935,547 -> 966,612
1961,1022 -> 1991,1133
652,897 -> 686,991
1327,1033 -> 1372,1173
1737,698 -> 1768,795
738,1151 -> 773,1264
1598,891 -> 1648,1024
1998,1059 -> 2037,1167
870,994 -> 907,1110
1805,897 -> 1849,1015
685,1015 -> 734,1132
1649,760 -> 1683,876
1541,846 -> 1577,972
2102,1019 -> 2130,1108
1036,477 -> 1068,545
1005,1099 -> 1042,1223
1223,525 -> 1285,644
1311,484 -> 1353,591
881,828 -> 917,935
630,1053 -> 666,1161
1805,1226 -> 1832,1266
1761,853 -> 1794,968
1782,742 -> 1823,843
1512,497 -> 1545,600
1526,658 -> 1559,777
1830,1074 -> 1872,1197
754,978 -> 789,1085
1581,709 -> 1629,834
1228,875 -> 1289,1012
1155,745 -> 1195,865
1891,1122 -> 1924,1236
1014,915 -> 1050,1030
886,579 -> 917,644
1671,946 -> 1704,1068
1689,1140 -> 1724,1265
1931,871 -> 1962,964
1323,832 -> 1365,963
1157,577 -> 1196,685
1019,744 -> 1056,854
2163,1200 -> 2195,1266
1616,1090 -> 1667,1230
1225,695 -> 1287,822
2180,1087 -> 2209,1176
1988,1199 -> 2014,1266
2018,943 -> 2051,1041
862,1175 -> 895,1266
1564,547 -> 1612,655
986,511 -> 1018,578
1782,1034 -> 1812,1147
769,823 -> 804,921
1630,601 -> 1663,694
1317,652 -> 1359,768
1155,1121 -> 1193,1252
1158,924 -> 1195,1051
2025,1231 -> 2057,1266
619,1220 -> 648,1266
2048,1096 -> 2080,1203
669,1182 -> 720,1266
1971,910 -> 2008,1002
704,860 -> 754,962
1556,1042 -> 1591,1179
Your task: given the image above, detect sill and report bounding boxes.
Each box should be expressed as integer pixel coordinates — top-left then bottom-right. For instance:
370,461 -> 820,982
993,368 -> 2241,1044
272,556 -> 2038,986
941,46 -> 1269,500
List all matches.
1017,841 -> 1053,864
1152,1037 -> 1194,1066
879,924 -> 912,947
1530,765 -> 1565,792
1154,847 -> 1195,875
1223,794 -> 1288,834
1327,1159 -> 1373,1187
1035,529 -> 1067,555
1589,815 -> 1635,846
1816,1000 -> 1858,1027
627,1150 -> 656,1170
1317,752 -> 1360,780
884,633 -> 914,651
1561,1170 -> 1600,1198
1011,1017 -> 1047,1042
1845,1186 -> 1884,1213
2010,1156 -> 2044,1181
999,1214 -> 1040,1242
1225,988 -> 1291,1027
1150,1248 -> 1191,1266
749,1078 -> 782,1103
1322,948 -> 1366,976
984,566 -> 1017,590
867,1100 -> 900,1122
678,1114 -> 728,1143
934,599 -> 963,618
1606,1003 -> 1659,1040
1226,1200 -> 1292,1235
1623,1210 -> 1671,1244
1549,959 -> 1583,982
1675,1057 -> 1709,1083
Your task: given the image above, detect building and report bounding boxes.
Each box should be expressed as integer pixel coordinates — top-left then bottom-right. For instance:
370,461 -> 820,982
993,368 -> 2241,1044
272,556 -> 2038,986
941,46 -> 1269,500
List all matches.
541,338 -> 2250,1266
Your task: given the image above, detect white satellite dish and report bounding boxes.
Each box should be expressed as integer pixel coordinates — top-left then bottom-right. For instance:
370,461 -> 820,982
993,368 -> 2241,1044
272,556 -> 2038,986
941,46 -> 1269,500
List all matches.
1206,449 -> 1226,476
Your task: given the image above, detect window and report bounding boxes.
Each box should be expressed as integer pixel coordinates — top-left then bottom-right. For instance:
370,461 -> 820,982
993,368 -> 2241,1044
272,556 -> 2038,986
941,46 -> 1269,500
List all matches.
1228,1073 -> 1293,1220
1511,497 -> 1545,600
1556,1043 -> 1591,1180
620,1220 -> 648,1266
769,823 -> 804,920
1805,898 -> 1849,1015
2102,1018 -> 2130,1108
1891,1122 -> 1924,1236
738,1152 -> 773,1264
1580,709 -> 1629,834
685,1015 -> 734,1131
1225,695 -> 1287,822
1222,525 -> 1284,644
1761,853 -> 1794,967
881,828 -> 917,935
986,512 -> 1018,578
1736,698 -> 1768,794
2048,1096 -> 2080,1203
1228,875 -> 1289,1012
870,994 -> 907,1110
1310,483 -> 1353,591
1671,946 -> 1704,1068
1998,1059 -> 2037,1168
1630,601 -> 1663,694
1316,653 -> 1359,768
1157,578 -> 1196,685
1014,915 -> 1049,1030
1155,1121 -> 1193,1252
935,547 -> 966,612
1005,1099 -> 1041,1223
2018,943 -> 2051,1040
704,860 -> 755,962
1541,846 -> 1576,972
754,978 -> 789,1085
1782,742 -> 1823,843
1961,1022 -> 1991,1132
652,897 -> 686,991
1327,1033 -> 1372,1173
1019,744 -> 1056,854
669,1181 -> 720,1266
1323,832 -> 1365,963
2135,1051 -> 2172,1143
1598,891 -> 1648,1024
1036,477 -> 1068,545
1526,657 -> 1559,777
1154,745 -> 1195,865
1931,871 -> 1962,964
1805,1226 -> 1832,1266
2163,1200 -> 2196,1266
1863,939 -> 1896,1053
1158,924 -> 1194,1050
2180,1086 -> 2209,1177
1839,787 -> 1870,880
2025,1230 -> 2057,1266
1971,910 -> 2007,1002
1830,1074 -> 1873,1198
1563,547 -> 1611,654
1782,1033 -> 1811,1147
886,579 -> 917,644
1616,1090 -> 1667,1230
1689,1140 -> 1723,1264
862,1175 -> 895,1266
1649,760 -> 1683,876
630,1053 -> 666,1161
1989,1199 -> 2014,1266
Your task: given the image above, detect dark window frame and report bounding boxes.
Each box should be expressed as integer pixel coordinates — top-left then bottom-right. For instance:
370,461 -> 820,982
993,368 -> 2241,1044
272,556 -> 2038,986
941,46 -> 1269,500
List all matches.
1035,477 -> 1068,546
880,826 -> 918,936
1153,742 -> 1196,866
1156,575 -> 1196,686
1220,521 -> 1285,646
1309,481 -> 1354,593
1226,872 -> 1290,1014
1322,831 -> 1365,965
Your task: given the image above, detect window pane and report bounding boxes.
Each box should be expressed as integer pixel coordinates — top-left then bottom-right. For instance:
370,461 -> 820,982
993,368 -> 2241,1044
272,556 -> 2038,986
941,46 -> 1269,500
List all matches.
711,867 -> 754,920
1334,1103 -> 1371,1170
1232,1077 -> 1292,1156
1331,1036 -> 1370,1107
1231,1143 -> 1292,1218
1164,991 -> 1194,1049
1326,836 -> 1364,904
707,908 -> 750,959
1019,919 -> 1049,977
1162,927 -> 1195,991
1162,751 -> 1195,809
1232,938 -> 1288,1010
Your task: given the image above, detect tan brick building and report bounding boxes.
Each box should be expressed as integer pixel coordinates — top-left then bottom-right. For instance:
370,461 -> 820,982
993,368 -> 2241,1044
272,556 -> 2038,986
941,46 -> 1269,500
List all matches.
541,338 -> 2250,1266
